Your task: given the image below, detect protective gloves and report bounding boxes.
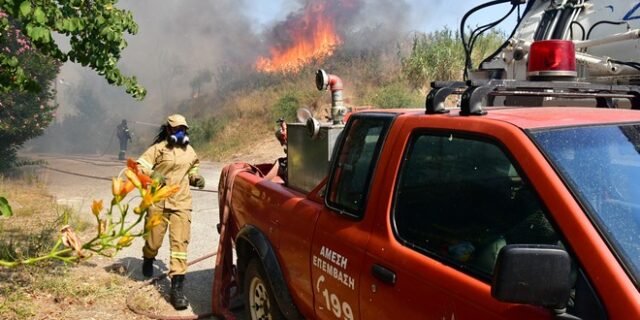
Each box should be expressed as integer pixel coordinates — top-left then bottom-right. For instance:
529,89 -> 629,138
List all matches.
190,174 -> 205,189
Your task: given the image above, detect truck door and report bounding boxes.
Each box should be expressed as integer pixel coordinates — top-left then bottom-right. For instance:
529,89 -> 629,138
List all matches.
360,126 -> 605,319
311,113 -> 395,320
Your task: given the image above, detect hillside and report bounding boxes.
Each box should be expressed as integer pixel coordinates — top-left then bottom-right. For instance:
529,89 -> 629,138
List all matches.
177,28 -> 504,162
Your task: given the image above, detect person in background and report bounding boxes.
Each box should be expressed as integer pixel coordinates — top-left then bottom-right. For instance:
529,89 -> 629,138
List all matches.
135,114 -> 205,310
117,119 -> 132,160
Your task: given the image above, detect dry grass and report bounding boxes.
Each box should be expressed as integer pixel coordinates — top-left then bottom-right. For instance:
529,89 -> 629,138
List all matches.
127,278 -> 185,318
183,42 -> 411,163
0,259 -> 148,320
196,88 -> 288,162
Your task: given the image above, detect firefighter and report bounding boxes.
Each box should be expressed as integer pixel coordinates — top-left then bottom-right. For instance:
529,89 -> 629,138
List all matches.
136,114 -> 205,310
117,119 -> 132,160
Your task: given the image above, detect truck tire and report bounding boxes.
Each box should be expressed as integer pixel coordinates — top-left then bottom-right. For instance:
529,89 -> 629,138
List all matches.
244,258 -> 285,320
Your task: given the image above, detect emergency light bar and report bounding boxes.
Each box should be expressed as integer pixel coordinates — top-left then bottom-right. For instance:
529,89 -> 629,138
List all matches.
527,40 -> 577,81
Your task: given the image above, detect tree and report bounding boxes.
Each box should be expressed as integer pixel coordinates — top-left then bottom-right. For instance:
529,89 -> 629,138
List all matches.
0,17 -> 58,172
0,1 -> 146,99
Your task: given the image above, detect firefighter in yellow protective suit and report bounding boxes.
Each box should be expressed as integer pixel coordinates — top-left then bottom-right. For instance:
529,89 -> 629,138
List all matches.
136,114 -> 205,310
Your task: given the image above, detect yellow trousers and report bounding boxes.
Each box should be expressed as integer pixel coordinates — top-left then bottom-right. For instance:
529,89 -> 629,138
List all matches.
143,207 -> 191,276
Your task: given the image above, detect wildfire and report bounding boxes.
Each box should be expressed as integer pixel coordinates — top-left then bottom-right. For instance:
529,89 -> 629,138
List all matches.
256,2 -> 343,73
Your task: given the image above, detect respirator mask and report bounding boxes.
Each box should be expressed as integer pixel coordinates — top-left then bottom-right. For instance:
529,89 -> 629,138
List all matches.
169,129 -> 190,145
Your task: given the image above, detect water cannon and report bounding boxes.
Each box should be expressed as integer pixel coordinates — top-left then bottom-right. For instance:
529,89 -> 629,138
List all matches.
316,69 -> 346,124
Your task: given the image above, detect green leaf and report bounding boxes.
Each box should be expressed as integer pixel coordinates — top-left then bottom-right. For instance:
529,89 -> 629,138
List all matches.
63,19 -> 75,32
0,197 -> 13,218
19,1 -> 32,17
34,7 -> 46,24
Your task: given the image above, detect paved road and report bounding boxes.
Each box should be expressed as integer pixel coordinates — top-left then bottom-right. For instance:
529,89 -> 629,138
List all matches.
32,153 -> 230,319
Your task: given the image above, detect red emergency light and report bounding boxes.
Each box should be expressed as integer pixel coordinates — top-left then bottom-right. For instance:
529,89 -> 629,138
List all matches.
527,40 -> 577,81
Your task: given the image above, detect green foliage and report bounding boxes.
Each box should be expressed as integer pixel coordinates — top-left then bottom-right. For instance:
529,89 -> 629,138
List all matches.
0,197 -> 12,218
0,1 -> 146,99
189,117 -> 227,147
0,25 -> 59,173
401,28 -> 465,89
366,81 -> 421,109
401,27 -> 504,89
272,92 -> 302,123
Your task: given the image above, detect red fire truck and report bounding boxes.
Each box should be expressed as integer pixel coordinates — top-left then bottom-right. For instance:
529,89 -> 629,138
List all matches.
212,1 -> 640,319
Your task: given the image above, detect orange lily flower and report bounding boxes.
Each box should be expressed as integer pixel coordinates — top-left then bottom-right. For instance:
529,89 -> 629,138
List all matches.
111,178 -> 125,204
117,234 -> 134,248
127,158 -> 153,188
120,180 -> 136,197
112,177 -> 123,197
138,173 -> 153,188
145,213 -> 165,230
152,185 -> 180,203
127,158 -> 138,171
91,199 -> 103,217
124,169 -> 142,189
134,191 -> 154,215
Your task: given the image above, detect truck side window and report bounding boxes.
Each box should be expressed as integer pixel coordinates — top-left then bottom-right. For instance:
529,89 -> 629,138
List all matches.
392,132 -> 560,277
326,115 -> 391,218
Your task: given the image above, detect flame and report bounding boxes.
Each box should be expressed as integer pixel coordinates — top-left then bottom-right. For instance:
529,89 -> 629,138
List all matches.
257,2 -> 342,73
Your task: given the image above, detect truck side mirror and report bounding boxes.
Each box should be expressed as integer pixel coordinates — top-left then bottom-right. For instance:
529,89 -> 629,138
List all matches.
492,245 -> 572,310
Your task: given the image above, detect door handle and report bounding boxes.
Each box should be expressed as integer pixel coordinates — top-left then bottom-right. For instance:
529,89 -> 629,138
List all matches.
372,264 -> 396,285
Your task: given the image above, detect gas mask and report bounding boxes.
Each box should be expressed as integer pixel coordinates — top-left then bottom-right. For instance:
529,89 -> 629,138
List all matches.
169,129 -> 190,145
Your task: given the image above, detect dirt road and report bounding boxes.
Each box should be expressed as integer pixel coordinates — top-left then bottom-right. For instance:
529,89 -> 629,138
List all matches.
33,152 -> 228,319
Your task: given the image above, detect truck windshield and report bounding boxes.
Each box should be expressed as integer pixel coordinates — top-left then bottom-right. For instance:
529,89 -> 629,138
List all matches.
531,123 -> 640,285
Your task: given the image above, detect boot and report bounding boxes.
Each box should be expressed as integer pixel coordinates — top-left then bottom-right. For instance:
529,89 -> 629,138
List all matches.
170,275 -> 189,310
142,257 -> 154,278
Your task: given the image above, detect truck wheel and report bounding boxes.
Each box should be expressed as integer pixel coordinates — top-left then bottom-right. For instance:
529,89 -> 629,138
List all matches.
244,258 -> 285,320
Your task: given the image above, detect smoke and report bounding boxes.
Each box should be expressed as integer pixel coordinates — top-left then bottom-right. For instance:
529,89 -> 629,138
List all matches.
346,0 -> 414,51
62,0 -> 260,116
33,0 -> 262,155
31,0 -> 464,156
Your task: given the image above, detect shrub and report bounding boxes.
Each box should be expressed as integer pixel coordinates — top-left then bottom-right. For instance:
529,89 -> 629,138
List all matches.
0,22 -> 59,173
189,117 -> 227,148
367,81 -> 421,109
401,27 -> 505,89
401,28 -> 465,89
272,91 -> 303,123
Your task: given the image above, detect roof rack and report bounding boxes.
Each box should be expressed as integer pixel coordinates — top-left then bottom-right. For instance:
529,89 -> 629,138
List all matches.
425,79 -> 640,116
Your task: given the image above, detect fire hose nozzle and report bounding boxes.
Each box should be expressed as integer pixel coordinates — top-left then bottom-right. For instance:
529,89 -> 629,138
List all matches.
316,69 -> 330,91
316,69 -> 346,124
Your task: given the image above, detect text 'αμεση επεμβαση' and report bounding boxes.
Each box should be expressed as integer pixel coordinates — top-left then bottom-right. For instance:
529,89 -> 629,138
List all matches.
313,246 -> 355,290
319,245 -> 348,269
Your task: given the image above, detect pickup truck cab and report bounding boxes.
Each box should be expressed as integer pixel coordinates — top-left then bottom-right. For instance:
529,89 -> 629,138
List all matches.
217,82 -> 640,319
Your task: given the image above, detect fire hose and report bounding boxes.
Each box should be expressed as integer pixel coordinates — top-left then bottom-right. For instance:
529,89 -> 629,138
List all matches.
126,251 -> 221,320
42,164 -> 218,193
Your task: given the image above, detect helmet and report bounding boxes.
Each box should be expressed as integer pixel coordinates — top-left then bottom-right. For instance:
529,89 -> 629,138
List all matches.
167,114 -> 189,128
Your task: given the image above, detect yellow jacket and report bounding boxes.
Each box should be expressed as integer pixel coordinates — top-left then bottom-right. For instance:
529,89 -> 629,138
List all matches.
137,141 -> 200,210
